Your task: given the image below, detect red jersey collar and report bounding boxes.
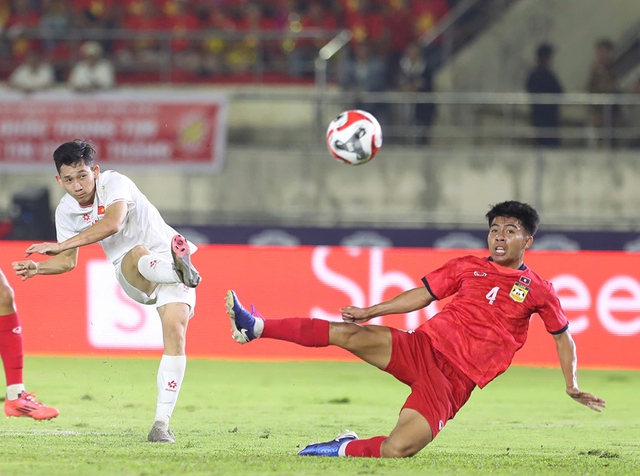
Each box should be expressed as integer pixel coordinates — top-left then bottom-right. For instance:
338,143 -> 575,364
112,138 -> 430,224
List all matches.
487,256 -> 527,272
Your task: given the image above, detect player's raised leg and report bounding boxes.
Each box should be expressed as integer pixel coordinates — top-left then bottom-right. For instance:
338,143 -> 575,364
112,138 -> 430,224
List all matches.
225,290 -> 392,368
121,235 -> 201,295
170,234 -> 201,288
0,269 -> 58,421
148,301 -> 190,443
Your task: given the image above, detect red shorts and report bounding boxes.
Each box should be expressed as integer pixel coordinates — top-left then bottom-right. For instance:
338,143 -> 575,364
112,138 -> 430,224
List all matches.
383,328 -> 476,438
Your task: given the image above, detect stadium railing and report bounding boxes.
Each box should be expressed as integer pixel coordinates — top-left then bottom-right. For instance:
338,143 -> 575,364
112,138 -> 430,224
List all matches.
226,89 -> 640,150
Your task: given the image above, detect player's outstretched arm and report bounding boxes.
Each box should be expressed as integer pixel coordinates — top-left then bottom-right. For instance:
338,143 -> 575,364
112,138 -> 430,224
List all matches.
341,287 -> 435,323
35,201 -> 129,256
12,249 -> 78,281
553,330 -> 606,412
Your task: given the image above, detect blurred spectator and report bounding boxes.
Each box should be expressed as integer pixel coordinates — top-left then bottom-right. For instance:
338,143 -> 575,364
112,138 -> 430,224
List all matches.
198,6 -> 235,77
525,43 -> 563,148
226,2 -> 279,74
73,0 -> 116,28
629,75 -> 640,148
412,0 -> 450,69
397,41 -> 436,145
117,0 -> 167,73
339,41 -> 389,127
586,38 -> 623,147
164,0 -> 202,74
3,0 -> 41,62
8,49 -> 55,92
68,41 -> 115,91
72,0 -> 124,55
385,0 -> 414,78
342,0 -> 390,59
40,0 -> 72,51
287,0 -> 337,77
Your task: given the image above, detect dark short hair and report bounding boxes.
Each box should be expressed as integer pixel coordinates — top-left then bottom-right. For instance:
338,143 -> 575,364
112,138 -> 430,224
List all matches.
486,201 -> 540,236
53,140 -> 96,173
536,43 -> 553,61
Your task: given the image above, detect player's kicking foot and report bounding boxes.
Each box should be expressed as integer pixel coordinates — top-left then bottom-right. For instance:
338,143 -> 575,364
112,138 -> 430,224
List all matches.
4,391 -> 60,420
297,430 -> 359,456
147,421 -> 175,443
225,290 -> 264,344
171,234 -> 201,288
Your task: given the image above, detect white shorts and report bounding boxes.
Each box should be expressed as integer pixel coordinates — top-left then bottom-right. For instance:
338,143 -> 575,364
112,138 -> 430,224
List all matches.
114,260 -> 196,319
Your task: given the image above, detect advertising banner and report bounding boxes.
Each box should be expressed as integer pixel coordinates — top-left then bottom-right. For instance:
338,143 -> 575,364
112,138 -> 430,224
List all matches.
1,242 -> 638,370
0,90 -> 228,171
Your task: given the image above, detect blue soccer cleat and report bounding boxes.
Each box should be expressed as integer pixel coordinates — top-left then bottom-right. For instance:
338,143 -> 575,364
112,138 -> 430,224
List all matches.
225,290 -> 263,344
297,430 -> 359,457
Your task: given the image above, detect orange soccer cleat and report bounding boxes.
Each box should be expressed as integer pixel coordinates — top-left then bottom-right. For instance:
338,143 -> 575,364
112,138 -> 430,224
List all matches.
4,392 -> 60,420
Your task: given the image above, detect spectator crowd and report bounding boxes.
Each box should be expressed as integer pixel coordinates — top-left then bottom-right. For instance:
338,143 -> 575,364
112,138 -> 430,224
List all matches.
2,0 -> 636,148
0,0 -> 452,84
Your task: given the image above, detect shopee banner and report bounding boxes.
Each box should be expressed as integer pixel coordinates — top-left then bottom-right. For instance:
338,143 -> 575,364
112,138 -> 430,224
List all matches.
1,242 -> 638,369
0,90 -> 228,171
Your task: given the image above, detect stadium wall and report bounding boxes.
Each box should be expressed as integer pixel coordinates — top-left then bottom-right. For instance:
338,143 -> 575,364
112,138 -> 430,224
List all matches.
2,241 -> 638,370
2,147 -> 640,229
437,0 -> 640,94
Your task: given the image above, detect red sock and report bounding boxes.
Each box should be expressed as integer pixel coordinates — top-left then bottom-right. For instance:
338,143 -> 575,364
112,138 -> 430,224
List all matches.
261,318 -> 330,347
0,313 -> 24,386
344,436 -> 387,457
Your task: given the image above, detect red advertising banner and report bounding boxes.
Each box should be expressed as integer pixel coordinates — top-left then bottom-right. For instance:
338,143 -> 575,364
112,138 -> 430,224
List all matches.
0,90 -> 228,171
1,242 -> 639,369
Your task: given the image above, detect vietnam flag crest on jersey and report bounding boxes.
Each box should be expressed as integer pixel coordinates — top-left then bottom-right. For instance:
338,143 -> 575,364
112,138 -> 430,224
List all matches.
98,205 -> 105,215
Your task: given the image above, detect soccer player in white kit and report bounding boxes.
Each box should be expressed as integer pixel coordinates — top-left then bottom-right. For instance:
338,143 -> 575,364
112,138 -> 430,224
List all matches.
11,140 -> 200,443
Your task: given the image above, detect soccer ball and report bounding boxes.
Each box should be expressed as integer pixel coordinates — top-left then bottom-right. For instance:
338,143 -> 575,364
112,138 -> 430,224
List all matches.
326,110 -> 382,165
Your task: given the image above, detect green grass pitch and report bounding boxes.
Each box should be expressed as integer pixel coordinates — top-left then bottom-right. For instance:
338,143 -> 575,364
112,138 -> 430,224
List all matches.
0,356 -> 638,475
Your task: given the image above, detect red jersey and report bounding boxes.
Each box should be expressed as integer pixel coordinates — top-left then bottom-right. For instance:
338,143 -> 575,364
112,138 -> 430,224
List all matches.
420,256 -> 568,388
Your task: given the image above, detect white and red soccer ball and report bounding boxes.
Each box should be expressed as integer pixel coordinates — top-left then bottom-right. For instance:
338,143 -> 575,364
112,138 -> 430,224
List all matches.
326,110 -> 382,165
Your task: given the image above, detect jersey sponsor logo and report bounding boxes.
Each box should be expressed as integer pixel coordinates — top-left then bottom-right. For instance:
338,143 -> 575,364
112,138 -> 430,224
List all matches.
97,205 -> 106,215
474,271 -> 487,277
82,213 -> 91,224
509,282 -> 529,302
519,276 -> 531,285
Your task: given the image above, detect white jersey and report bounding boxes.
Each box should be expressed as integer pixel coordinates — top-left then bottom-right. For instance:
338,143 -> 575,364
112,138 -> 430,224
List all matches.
55,170 -> 194,265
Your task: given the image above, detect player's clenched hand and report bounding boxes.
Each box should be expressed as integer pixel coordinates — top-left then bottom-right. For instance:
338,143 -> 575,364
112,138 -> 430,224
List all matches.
25,242 -> 61,257
340,306 -> 371,323
567,387 -> 606,412
11,260 -> 38,281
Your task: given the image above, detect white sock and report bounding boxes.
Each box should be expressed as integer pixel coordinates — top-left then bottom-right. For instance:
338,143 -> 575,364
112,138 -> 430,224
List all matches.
153,355 -> 186,425
6,384 -> 25,400
138,255 -> 180,284
254,317 -> 265,338
338,441 -> 351,457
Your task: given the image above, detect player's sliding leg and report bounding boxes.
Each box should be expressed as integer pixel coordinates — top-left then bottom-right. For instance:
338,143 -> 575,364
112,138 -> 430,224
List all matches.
0,271 -> 58,421
297,430 -> 360,456
226,290 -> 433,458
122,235 -> 201,293
298,409 -> 431,457
148,302 -> 189,443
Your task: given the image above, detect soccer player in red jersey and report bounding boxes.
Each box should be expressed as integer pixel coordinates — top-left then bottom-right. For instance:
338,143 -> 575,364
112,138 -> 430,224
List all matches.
0,267 -> 59,420
225,201 -> 606,458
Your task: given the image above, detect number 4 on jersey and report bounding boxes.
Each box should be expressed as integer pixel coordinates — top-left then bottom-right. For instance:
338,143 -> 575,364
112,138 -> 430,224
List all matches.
486,286 -> 499,305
